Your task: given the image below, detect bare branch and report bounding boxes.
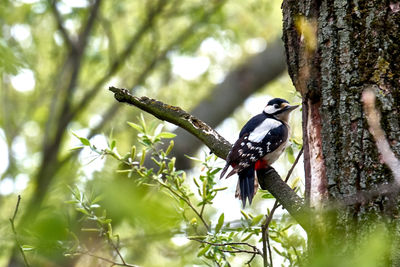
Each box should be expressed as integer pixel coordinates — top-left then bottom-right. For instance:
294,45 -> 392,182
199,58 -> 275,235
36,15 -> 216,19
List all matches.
362,88 -> 400,184
188,238 -> 262,256
9,195 -> 31,267
67,0 -> 168,122
71,0 -> 224,121
48,0 -> 75,50
77,0 -> 103,52
340,183 -> 400,205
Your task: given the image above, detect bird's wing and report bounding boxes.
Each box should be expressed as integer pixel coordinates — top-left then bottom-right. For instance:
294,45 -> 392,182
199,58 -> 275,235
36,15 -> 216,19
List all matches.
223,121 -> 287,178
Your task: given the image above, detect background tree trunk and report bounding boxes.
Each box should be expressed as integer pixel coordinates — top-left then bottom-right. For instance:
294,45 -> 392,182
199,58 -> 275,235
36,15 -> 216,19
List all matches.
282,0 -> 400,264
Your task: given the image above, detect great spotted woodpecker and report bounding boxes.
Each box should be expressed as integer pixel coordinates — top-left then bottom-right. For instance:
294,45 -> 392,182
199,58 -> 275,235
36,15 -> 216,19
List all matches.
220,98 -> 298,207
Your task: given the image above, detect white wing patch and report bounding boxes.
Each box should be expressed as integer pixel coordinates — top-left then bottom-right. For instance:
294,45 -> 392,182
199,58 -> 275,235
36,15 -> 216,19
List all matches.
248,118 -> 282,142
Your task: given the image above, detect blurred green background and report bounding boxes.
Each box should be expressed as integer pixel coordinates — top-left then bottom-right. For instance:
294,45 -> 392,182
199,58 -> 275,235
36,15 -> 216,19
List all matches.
0,0 -> 305,266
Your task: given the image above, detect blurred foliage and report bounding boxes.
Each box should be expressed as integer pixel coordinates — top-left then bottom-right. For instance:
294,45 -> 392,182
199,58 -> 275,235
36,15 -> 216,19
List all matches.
0,0 -> 308,266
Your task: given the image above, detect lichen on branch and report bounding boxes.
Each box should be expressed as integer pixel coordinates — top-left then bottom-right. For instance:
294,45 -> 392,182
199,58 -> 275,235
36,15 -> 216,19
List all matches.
109,86 -> 231,159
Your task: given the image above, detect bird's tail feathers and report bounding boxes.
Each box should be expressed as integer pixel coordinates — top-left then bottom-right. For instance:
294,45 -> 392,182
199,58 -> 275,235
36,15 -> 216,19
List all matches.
225,168 -> 238,179
235,165 -> 256,208
220,164 -> 230,179
220,163 -> 240,179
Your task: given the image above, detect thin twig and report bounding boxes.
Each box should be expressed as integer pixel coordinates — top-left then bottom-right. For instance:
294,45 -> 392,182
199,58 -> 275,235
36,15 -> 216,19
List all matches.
261,148 -> 304,267
284,147 -> 304,183
77,0 -> 103,52
69,0 -> 168,119
246,252 -> 257,265
48,0 -> 75,50
108,238 -> 127,266
159,182 -> 210,231
9,195 -> 31,267
266,229 -> 273,267
189,238 -> 262,256
219,248 -> 260,255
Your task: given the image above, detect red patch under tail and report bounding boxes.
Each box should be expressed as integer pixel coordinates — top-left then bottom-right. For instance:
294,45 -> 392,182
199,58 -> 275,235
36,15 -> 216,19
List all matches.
255,159 -> 268,170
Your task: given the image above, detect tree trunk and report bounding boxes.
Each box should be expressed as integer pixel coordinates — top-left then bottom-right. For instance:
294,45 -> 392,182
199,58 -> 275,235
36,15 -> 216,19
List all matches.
282,0 -> 400,264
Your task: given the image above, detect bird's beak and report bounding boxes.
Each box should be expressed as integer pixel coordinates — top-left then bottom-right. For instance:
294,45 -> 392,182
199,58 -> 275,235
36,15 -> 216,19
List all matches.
284,105 -> 299,112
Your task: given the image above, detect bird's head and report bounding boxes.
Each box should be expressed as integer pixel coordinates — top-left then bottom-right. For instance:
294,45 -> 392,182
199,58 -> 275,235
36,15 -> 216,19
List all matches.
263,98 -> 299,122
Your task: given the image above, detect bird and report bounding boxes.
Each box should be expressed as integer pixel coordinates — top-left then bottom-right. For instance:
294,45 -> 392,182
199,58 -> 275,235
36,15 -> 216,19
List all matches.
220,98 -> 298,207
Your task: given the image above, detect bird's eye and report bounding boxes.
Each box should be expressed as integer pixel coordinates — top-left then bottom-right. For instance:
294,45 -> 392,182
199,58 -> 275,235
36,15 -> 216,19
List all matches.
274,104 -> 279,109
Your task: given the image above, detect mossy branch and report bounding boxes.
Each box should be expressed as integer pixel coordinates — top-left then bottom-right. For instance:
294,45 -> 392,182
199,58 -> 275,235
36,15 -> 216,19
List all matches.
109,86 -> 310,231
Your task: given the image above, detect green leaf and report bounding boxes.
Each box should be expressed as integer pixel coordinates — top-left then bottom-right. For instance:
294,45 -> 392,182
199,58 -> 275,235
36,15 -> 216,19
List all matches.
166,140 -> 174,155
287,145 -> 295,164
64,200 -> 79,204
140,148 -> 146,167
127,121 -> 143,132
210,168 -> 222,175
110,139 -> 116,150
154,124 -> 164,137
273,246 -> 284,256
139,113 -> 147,131
262,192 -> 275,199
193,178 -> 200,188
21,245 -> 35,251
81,228 -> 100,232
251,214 -> 264,226
242,233 -> 253,242
241,210 -> 250,220
71,131 -> 90,146
197,244 -> 211,257
281,223 -> 293,232
213,187 -> 228,192
79,137 -> 90,146
69,146 -> 84,151
157,132 -> 176,139
76,208 -> 90,216
215,213 -> 224,234
91,195 -> 103,204
185,155 -> 202,162
130,146 -> 136,160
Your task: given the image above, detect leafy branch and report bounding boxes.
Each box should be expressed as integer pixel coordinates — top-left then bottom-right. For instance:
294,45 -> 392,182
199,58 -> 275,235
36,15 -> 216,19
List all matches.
72,117 -> 220,233
66,186 -> 135,266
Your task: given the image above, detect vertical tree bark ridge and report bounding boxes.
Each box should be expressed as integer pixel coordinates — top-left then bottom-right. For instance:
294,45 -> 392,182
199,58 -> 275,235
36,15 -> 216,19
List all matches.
282,0 -> 400,264
306,99 -> 327,207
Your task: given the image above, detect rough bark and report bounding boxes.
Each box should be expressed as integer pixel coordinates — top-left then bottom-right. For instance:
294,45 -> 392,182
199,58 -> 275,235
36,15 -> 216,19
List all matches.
282,0 -> 400,264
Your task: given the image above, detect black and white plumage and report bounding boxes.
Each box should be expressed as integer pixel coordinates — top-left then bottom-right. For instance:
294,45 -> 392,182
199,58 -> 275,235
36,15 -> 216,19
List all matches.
220,98 -> 298,207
